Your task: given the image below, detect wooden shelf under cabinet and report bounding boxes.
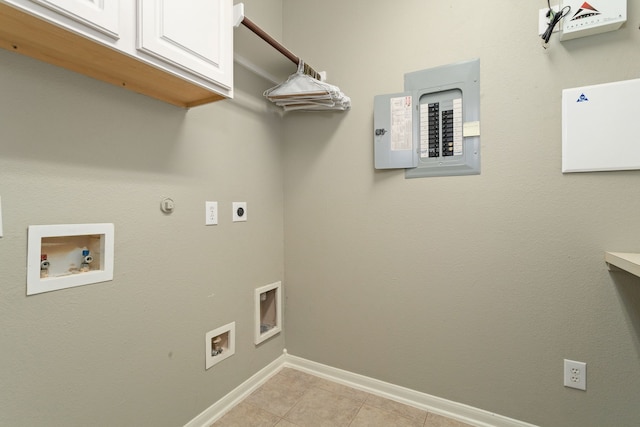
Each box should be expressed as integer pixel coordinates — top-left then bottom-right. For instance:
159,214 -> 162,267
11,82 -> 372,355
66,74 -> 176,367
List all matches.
0,4 -> 224,108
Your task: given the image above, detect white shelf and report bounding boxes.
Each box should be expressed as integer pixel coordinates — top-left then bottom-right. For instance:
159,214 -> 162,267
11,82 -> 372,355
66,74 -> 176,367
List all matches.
605,252 -> 640,278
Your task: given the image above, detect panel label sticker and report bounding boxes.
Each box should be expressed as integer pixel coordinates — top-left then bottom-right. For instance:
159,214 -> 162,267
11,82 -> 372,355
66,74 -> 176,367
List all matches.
390,96 -> 413,151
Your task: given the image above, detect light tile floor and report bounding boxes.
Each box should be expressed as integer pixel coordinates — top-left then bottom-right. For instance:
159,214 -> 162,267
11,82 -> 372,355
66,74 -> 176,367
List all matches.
212,368 -> 474,427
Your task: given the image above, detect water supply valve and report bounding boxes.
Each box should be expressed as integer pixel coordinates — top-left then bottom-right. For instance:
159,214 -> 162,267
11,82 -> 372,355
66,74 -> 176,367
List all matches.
40,254 -> 50,278
80,249 -> 93,272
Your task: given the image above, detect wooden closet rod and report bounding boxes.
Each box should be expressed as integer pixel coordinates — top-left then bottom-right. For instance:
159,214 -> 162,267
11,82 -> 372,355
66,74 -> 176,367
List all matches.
240,16 -> 322,81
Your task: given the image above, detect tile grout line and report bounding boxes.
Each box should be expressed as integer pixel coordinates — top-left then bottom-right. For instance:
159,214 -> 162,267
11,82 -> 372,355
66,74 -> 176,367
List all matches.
288,368 -> 428,427
216,367 -> 454,427
311,378 -> 368,427
280,378 -> 316,426
346,397 -> 367,427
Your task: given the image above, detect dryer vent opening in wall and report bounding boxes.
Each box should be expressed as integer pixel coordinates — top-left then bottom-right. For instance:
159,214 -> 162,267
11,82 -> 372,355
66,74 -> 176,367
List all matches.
255,281 -> 282,345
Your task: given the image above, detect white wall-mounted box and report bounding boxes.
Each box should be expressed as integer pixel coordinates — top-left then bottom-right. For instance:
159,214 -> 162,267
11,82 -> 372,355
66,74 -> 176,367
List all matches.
560,0 -> 626,41
205,322 -> 235,369
254,281 -> 282,345
27,223 -> 114,295
562,78 -> 640,173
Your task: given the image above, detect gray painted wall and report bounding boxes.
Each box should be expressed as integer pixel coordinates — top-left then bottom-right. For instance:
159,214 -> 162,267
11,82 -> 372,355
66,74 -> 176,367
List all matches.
0,1 -> 285,424
3,1 -> 640,426
282,1 -> 640,426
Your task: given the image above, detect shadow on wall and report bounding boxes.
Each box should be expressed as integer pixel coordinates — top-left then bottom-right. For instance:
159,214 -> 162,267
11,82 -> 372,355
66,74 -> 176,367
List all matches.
611,271 -> 640,357
283,107 -> 347,158
0,49 -> 187,175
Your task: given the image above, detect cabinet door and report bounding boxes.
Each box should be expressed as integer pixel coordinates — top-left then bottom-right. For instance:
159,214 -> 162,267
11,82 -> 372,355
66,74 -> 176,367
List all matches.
29,0 -> 120,38
137,0 -> 232,90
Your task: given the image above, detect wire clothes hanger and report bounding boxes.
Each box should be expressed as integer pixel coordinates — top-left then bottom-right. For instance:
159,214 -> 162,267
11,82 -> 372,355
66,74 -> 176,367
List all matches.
263,60 -> 351,112
234,5 -> 350,112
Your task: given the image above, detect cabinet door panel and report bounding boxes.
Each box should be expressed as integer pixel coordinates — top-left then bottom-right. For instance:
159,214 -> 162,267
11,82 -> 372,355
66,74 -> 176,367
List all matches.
30,0 -> 120,38
138,0 -> 232,89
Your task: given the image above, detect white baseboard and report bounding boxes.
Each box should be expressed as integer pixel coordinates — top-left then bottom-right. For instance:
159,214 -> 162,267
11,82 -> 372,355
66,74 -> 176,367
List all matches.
184,353 -> 286,427
185,349 -> 538,427
283,353 -> 538,427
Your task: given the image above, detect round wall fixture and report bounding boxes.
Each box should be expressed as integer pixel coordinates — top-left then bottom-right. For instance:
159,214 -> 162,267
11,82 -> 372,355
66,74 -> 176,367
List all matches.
160,197 -> 175,214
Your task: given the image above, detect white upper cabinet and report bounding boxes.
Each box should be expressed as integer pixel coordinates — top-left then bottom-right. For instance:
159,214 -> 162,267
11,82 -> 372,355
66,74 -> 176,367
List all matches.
29,0 -> 120,39
137,0 -> 232,91
0,0 -> 233,104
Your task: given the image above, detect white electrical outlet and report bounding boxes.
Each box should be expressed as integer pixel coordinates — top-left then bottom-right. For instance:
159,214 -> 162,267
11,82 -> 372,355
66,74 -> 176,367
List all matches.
205,201 -> 218,225
564,359 -> 586,390
232,202 -> 247,222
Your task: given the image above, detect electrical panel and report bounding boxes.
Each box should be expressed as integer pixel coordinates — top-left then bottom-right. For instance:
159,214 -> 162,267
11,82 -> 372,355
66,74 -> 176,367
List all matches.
560,0 -> 626,41
562,78 -> 640,173
374,59 -> 480,178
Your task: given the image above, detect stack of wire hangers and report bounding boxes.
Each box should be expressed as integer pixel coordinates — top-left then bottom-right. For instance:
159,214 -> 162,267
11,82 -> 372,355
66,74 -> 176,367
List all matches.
263,61 -> 350,112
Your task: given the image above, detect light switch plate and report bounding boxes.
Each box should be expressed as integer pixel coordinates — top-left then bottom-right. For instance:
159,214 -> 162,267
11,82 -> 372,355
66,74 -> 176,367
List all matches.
205,201 -> 218,225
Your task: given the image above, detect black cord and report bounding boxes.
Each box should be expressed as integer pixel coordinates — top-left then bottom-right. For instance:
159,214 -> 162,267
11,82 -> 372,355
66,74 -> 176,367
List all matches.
541,5 -> 571,48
